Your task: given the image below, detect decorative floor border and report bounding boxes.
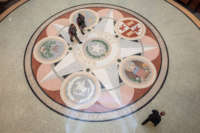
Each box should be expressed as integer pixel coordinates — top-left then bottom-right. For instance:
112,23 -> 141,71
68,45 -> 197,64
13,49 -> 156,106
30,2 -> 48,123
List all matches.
0,0 -> 199,29
166,0 -> 200,29
0,0 -> 29,22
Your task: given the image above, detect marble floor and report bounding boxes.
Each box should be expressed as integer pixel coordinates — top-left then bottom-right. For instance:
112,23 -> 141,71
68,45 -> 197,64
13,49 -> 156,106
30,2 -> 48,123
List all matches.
0,0 -> 200,133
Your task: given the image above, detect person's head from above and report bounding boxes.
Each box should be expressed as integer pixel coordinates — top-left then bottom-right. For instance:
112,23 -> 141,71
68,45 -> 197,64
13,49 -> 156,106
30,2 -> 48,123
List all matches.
78,13 -> 83,17
70,24 -> 75,27
160,111 -> 166,116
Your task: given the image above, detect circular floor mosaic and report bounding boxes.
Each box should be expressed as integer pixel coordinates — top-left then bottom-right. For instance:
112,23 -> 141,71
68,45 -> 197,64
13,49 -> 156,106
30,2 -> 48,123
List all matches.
83,39 -> 110,60
24,4 -> 169,122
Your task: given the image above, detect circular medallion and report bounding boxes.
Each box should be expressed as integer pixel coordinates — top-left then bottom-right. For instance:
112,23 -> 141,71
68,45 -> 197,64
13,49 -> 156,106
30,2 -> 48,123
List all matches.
115,18 -> 146,40
33,36 -> 68,64
24,4 -> 168,122
60,72 -> 100,109
73,31 -> 120,69
84,39 -> 110,60
70,9 -> 99,29
119,56 -> 157,88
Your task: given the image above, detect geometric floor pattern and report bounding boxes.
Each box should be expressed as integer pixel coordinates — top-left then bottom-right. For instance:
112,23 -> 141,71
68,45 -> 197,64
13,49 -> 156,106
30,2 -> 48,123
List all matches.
24,4 -> 168,122
1,0 -> 200,133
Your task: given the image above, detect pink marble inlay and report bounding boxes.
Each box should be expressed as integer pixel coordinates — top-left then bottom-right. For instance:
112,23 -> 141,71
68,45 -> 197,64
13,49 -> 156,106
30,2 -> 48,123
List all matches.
46,18 -> 69,36
37,64 -> 62,91
97,85 -> 134,109
141,36 -> 160,61
98,9 -> 124,20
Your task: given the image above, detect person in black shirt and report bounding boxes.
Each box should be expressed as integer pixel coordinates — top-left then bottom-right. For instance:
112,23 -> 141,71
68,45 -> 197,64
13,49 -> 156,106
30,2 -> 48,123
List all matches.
76,13 -> 86,35
68,24 -> 82,44
142,110 -> 165,126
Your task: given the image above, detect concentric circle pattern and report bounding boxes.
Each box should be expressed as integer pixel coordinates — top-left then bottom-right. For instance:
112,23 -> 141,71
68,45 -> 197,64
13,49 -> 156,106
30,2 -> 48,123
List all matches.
115,18 -> 146,40
60,72 -> 101,109
70,9 -> 99,30
119,56 -> 157,88
24,4 -> 168,122
33,36 -> 68,64
84,39 -> 110,60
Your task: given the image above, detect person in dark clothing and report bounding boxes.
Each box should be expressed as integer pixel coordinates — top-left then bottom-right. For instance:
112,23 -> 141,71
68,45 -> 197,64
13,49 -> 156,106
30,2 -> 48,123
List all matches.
142,110 -> 165,126
76,13 -> 86,35
68,24 -> 82,44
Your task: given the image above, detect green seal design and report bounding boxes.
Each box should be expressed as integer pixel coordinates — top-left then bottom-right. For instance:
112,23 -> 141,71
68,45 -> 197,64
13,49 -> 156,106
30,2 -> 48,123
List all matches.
85,39 -> 109,59
40,40 -> 57,59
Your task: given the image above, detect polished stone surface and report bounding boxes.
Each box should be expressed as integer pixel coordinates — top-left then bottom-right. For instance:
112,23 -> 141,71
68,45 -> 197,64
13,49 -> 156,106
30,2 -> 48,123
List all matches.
0,0 -> 200,132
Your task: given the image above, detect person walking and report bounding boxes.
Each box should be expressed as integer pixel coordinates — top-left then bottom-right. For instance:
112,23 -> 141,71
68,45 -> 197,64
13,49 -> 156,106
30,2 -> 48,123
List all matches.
76,13 -> 86,35
141,110 -> 165,126
68,24 -> 82,44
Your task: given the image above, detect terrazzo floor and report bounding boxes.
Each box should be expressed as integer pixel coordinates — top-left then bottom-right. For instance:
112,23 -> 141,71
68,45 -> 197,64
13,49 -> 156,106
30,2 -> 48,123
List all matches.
0,0 -> 200,133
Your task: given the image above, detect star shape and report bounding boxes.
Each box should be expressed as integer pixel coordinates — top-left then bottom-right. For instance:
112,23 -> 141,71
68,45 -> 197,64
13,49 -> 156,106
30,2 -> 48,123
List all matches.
90,43 -> 104,53
40,9 -> 157,107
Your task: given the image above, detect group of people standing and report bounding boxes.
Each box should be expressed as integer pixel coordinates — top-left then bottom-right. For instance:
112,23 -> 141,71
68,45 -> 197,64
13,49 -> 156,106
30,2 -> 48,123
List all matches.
68,13 -> 86,44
